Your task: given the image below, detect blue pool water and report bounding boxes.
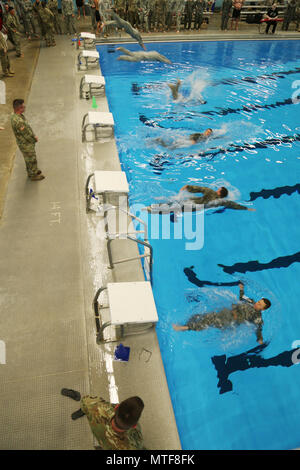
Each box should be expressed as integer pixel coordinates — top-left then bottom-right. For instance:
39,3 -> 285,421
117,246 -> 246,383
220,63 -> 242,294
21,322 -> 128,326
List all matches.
97,40 -> 300,450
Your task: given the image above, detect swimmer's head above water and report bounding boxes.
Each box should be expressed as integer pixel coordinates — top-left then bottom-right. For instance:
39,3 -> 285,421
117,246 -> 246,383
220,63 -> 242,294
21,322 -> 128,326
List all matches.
216,186 -> 228,198
189,128 -> 213,144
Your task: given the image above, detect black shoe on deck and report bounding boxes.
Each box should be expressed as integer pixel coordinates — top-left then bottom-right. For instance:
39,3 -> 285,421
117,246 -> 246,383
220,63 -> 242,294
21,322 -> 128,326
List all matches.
71,409 -> 85,420
61,388 -> 81,401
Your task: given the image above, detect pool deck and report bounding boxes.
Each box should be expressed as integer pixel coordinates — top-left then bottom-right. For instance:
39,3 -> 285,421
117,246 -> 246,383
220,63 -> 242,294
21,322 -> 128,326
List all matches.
0,14 -> 299,450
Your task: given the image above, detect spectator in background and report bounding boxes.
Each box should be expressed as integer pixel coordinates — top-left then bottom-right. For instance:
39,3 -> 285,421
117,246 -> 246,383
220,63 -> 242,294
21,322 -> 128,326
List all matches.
230,0 -> 244,30
282,0 -> 296,31
221,0 -> 232,31
265,2 -> 279,34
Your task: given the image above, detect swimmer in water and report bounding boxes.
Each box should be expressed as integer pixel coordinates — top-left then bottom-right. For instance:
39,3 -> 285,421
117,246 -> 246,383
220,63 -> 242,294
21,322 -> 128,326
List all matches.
173,283 -> 271,344
145,184 -> 256,213
167,78 -> 207,104
153,128 -> 213,149
116,47 -> 172,64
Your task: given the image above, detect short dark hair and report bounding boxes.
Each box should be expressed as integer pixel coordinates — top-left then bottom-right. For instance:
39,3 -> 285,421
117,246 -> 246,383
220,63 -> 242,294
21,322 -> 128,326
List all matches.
262,298 -> 271,309
219,186 -> 228,198
13,99 -> 24,110
8,6 -> 14,11
207,128 -> 213,132
115,396 -> 144,430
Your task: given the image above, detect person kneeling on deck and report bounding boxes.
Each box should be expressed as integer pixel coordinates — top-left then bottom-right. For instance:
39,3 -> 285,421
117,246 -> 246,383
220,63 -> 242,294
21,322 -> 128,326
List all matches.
10,99 -> 45,181
173,283 -> 271,344
61,389 -> 145,450
146,184 -> 256,214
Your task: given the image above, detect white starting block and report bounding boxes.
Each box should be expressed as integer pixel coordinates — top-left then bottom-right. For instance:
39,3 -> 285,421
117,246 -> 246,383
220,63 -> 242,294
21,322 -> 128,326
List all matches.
76,32 -> 96,49
85,170 -> 129,211
79,74 -> 105,100
94,282 -> 158,343
77,50 -> 99,71
81,111 -> 114,142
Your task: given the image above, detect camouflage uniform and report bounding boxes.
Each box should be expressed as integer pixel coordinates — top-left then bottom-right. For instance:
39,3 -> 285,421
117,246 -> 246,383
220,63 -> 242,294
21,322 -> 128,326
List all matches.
88,0 -> 96,29
127,0 -> 138,27
194,0 -> 206,29
154,0 -> 166,31
138,0 -> 151,32
39,6 -> 55,46
165,0 -> 176,31
0,31 -> 11,75
148,0 -> 156,30
80,396 -> 145,450
11,112 -> 41,178
186,301 -> 263,342
33,0 -> 46,37
6,12 -> 22,56
48,0 -> 62,34
21,0 -> 38,37
114,0 -> 126,19
296,1 -> 300,31
61,0 -> 76,34
181,185 -> 248,209
184,0 -> 194,29
221,0 -> 232,30
282,0 -> 296,30
175,0 -> 185,31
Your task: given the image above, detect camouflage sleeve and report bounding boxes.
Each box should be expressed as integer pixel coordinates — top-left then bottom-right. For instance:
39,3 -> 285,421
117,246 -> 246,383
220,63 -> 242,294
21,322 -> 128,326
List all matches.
254,318 -> 263,342
184,185 -> 210,194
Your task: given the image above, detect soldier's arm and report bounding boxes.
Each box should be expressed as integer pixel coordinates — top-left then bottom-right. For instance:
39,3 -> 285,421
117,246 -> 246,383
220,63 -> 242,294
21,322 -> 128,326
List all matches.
221,200 -> 255,211
239,283 -> 245,300
255,319 -> 263,344
180,185 -> 210,194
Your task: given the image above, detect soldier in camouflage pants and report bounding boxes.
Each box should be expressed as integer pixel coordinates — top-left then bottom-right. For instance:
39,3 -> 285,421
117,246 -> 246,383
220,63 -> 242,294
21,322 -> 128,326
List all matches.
0,30 -> 14,77
39,1 -> 55,46
21,0 -> 39,39
154,0 -> 166,32
61,0 -> 76,34
61,389 -> 145,450
10,99 -> 45,181
6,7 -> 22,57
47,0 -> 63,34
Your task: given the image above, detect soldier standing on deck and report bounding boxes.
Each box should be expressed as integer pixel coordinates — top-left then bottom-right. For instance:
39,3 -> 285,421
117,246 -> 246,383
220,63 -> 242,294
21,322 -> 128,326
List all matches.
174,0 -> 185,32
21,0 -> 39,39
184,0 -> 194,30
194,0 -> 206,30
61,0 -> 76,35
220,0 -> 232,30
61,389 -> 145,450
282,0 -> 296,30
39,0 -> 55,46
33,0 -> 46,38
0,29 -> 14,76
48,0 -> 62,34
6,6 -> 23,57
154,0 -> 166,32
11,99 -> 45,181
88,0 -> 96,29
165,0 -> 175,31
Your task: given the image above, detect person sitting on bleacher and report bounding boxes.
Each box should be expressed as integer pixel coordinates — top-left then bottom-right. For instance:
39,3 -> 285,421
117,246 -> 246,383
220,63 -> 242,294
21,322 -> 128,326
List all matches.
264,2 -> 279,34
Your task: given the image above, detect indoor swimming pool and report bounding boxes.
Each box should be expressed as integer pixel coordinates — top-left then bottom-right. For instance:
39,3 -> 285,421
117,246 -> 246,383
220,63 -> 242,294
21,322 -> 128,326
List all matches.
97,39 -> 300,450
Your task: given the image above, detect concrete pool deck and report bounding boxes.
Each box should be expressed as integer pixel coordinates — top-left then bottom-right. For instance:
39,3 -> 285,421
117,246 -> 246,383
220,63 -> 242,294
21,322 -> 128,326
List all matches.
0,14 -> 299,450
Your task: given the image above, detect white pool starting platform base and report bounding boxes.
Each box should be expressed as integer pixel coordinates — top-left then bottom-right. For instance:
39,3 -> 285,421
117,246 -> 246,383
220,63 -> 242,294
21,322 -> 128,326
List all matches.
79,74 -> 105,100
94,282 -> 158,343
85,170 -> 129,212
77,50 -> 99,71
76,32 -> 96,49
81,111 -> 114,142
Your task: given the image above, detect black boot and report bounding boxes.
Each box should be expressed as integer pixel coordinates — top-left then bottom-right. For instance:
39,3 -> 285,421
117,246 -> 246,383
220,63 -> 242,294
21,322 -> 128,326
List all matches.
61,388 -> 81,401
71,408 -> 85,420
